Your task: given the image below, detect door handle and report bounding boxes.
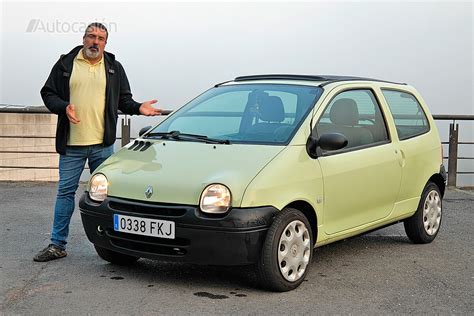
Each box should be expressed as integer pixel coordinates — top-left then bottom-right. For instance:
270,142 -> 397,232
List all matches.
396,149 -> 406,167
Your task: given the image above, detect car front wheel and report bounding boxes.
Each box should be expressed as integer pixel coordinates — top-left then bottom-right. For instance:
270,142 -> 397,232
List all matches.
94,245 -> 139,265
404,182 -> 442,244
256,207 -> 313,292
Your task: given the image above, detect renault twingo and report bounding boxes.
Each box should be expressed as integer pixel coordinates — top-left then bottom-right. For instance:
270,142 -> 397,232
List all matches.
80,75 -> 446,291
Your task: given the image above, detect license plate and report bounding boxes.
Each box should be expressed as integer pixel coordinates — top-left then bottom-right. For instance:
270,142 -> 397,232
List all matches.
113,214 -> 175,239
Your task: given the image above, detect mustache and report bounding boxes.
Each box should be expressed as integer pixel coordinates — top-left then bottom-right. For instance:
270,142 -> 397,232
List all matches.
87,45 -> 99,50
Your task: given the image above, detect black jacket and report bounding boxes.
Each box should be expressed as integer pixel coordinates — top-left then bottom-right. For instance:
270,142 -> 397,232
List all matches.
40,45 -> 141,154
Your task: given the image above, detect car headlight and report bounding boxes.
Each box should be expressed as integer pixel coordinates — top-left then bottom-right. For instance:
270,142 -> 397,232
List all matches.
89,173 -> 108,202
200,184 -> 231,214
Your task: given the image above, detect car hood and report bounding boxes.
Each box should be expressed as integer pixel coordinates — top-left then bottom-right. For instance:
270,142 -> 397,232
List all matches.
95,140 -> 285,206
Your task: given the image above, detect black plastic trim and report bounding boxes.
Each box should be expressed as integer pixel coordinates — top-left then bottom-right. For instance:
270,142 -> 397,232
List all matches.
440,164 -> 447,182
79,194 -> 278,265
230,74 -> 405,86
235,74 -> 328,82
318,78 -> 406,87
214,79 -> 233,87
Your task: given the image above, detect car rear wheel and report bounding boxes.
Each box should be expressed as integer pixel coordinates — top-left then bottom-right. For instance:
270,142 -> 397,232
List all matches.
404,182 -> 442,244
94,245 -> 139,265
256,207 -> 313,292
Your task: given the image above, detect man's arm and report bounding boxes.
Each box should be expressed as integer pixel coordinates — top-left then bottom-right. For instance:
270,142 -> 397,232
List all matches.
40,60 -> 69,115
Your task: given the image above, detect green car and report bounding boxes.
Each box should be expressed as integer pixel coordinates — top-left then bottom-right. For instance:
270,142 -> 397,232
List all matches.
80,74 -> 446,291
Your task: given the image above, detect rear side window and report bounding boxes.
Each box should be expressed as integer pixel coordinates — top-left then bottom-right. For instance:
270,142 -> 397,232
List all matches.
382,89 -> 430,140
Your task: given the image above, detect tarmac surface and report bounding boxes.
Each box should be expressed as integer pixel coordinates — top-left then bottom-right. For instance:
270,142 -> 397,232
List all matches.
0,182 -> 473,315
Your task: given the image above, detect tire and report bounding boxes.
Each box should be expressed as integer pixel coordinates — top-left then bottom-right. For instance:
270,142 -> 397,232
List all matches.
404,182 -> 442,244
256,207 -> 313,292
94,245 -> 139,265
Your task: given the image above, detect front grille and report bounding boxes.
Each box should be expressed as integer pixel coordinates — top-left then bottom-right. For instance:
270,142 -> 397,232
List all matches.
107,229 -> 190,246
107,230 -> 189,256
108,200 -> 189,217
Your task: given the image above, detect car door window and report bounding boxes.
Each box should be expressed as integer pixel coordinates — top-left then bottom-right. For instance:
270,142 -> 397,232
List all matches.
381,89 -> 430,140
316,89 -> 389,151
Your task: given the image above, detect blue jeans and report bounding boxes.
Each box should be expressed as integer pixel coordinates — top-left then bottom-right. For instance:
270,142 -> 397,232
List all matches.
50,144 -> 114,249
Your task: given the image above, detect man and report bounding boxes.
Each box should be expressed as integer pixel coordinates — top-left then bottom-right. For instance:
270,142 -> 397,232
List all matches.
34,22 -> 161,262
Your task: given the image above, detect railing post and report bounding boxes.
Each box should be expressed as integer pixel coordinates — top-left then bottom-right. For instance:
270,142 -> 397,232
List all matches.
121,117 -> 131,147
447,122 -> 459,187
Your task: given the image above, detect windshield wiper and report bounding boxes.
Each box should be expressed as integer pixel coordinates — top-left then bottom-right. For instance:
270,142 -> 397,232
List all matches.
145,130 -> 230,144
145,131 -> 181,139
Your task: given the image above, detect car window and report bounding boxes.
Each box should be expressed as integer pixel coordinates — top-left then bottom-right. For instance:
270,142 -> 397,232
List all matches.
316,89 -> 389,151
152,84 -> 322,144
381,89 -> 430,140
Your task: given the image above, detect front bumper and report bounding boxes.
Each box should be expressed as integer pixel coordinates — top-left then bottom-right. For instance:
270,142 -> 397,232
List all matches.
79,194 -> 277,265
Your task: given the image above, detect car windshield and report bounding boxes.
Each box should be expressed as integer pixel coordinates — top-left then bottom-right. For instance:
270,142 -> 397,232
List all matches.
148,84 -> 323,144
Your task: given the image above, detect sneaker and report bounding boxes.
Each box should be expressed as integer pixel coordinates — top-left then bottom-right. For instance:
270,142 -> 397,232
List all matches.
33,244 -> 67,262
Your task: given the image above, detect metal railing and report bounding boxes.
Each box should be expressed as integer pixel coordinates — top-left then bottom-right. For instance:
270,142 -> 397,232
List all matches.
434,115 -> 474,187
0,106 -> 472,187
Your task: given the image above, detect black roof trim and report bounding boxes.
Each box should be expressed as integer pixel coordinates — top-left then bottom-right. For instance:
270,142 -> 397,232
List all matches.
221,74 -> 406,86
214,79 -> 233,87
235,74 -> 329,82
318,77 -> 406,87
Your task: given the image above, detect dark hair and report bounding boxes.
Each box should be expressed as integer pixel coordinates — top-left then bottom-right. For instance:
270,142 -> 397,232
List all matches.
84,22 -> 108,39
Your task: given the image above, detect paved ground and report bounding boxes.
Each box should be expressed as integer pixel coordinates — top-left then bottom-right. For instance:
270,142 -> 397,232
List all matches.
0,182 -> 473,315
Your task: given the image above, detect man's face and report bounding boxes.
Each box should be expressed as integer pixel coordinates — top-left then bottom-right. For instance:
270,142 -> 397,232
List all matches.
82,26 -> 107,60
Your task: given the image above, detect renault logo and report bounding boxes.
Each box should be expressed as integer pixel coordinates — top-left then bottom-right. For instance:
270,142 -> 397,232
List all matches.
145,186 -> 153,199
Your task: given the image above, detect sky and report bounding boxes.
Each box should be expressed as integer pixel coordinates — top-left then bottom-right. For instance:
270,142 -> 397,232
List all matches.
0,0 -> 473,184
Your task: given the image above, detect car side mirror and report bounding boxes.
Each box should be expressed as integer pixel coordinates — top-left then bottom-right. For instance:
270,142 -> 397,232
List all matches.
319,133 -> 348,151
306,136 -> 319,159
139,126 -> 152,137
306,133 -> 348,158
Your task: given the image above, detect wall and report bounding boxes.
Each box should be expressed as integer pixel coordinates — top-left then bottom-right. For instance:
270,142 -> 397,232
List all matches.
0,113 -> 59,181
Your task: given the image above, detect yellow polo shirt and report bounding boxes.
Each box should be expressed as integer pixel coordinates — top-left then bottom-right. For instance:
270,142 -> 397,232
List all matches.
67,49 -> 107,146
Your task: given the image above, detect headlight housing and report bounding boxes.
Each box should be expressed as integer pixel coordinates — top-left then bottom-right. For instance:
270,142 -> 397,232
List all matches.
199,184 -> 231,214
89,173 -> 108,202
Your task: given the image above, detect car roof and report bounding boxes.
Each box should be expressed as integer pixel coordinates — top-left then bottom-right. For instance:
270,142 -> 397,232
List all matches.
216,74 -> 406,88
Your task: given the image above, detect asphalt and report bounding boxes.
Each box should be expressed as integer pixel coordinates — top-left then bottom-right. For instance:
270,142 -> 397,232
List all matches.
0,182 -> 473,315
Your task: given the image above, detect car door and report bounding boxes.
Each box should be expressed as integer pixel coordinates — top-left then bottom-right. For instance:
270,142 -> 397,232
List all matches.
380,88 -> 438,205
315,86 -> 402,235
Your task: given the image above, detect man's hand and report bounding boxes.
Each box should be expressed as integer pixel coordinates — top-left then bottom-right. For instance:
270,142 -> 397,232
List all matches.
66,104 -> 80,124
139,100 -> 162,116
